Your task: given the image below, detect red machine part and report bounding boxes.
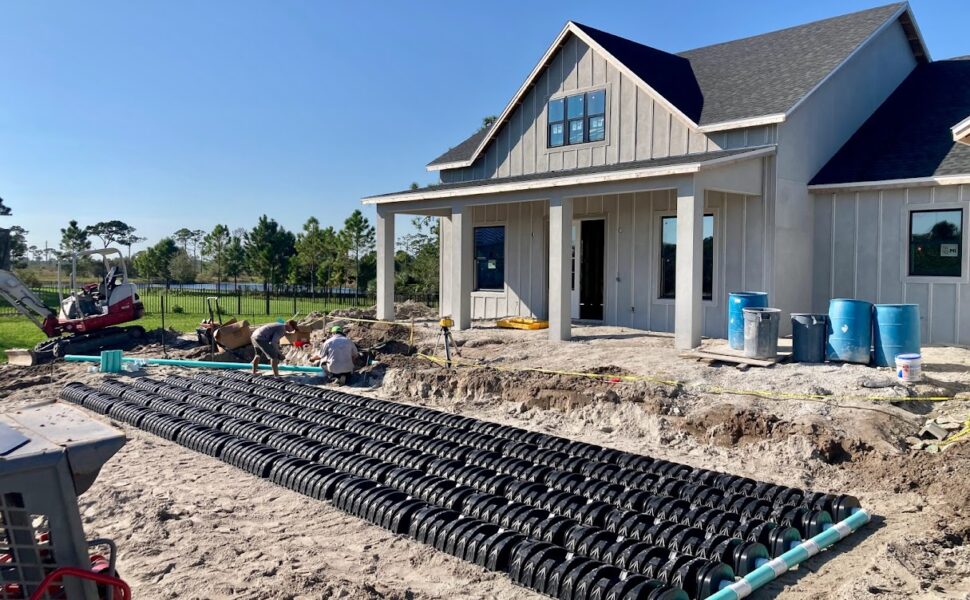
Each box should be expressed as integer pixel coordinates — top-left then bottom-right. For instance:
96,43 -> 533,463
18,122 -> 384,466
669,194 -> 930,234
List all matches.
28,566 -> 131,600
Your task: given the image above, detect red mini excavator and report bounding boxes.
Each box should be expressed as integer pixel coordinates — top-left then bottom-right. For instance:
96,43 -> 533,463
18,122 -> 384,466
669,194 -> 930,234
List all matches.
0,248 -> 145,365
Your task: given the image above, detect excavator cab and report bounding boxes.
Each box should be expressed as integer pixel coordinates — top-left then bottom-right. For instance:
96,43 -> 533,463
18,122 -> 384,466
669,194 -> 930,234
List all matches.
56,249 -> 144,329
0,247 -> 146,365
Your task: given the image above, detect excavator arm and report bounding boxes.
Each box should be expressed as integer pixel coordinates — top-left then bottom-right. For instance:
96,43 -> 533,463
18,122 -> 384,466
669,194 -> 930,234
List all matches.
0,269 -> 59,337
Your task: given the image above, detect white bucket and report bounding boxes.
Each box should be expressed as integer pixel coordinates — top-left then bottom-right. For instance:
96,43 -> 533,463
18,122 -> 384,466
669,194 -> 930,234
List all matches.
895,353 -> 922,384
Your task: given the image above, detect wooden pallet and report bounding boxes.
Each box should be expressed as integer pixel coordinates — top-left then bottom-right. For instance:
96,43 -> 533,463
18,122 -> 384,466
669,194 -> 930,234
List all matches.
680,348 -> 786,368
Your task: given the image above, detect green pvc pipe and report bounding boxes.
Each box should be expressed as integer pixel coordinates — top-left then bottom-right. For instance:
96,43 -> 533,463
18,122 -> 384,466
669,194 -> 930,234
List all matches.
705,508 -> 871,600
64,354 -> 324,373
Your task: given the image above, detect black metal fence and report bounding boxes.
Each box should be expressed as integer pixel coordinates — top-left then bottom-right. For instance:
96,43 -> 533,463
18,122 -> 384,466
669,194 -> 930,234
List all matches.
0,283 -> 438,318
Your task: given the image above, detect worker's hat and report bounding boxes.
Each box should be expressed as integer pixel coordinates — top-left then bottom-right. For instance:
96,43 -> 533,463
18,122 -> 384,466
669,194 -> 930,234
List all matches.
330,325 -> 344,334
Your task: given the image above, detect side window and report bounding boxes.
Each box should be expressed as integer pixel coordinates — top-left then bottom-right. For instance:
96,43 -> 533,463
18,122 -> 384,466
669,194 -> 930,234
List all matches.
587,89 -> 606,142
659,215 -> 714,300
474,226 -> 505,291
909,209 -> 963,277
548,99 -> 565,147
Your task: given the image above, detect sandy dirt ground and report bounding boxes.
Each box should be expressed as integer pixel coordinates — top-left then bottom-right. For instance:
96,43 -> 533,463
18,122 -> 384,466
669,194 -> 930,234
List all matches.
2,314 -> 969,599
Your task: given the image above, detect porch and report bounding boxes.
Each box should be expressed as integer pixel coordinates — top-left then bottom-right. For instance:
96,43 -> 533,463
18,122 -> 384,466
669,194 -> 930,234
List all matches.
365,148 -> 773,350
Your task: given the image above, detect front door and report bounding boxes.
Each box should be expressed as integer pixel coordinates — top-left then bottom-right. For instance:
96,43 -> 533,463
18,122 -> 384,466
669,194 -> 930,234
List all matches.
579,219 -> 605,320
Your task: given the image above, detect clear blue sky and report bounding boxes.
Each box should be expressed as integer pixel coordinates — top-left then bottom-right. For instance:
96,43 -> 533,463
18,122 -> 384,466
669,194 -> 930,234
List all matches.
1,1 -> 965,254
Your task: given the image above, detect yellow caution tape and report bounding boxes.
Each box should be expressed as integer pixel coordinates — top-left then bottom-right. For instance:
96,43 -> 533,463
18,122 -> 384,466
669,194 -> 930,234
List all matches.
941,420 -> 970,447
414,352 -> 958,403
326,315 -> 963,405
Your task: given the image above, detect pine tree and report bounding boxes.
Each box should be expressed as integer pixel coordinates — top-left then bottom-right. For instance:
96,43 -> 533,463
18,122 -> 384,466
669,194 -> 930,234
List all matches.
339,210 -> 375,297
60,220 -> 91,256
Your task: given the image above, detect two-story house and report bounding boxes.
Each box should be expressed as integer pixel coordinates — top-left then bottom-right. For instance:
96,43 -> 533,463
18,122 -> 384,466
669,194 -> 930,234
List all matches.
363,3 -> 970,349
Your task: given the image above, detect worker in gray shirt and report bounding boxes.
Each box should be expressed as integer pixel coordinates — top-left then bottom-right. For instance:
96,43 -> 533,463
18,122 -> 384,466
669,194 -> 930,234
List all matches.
250,319 -> 298,376
312,325 -> 359,383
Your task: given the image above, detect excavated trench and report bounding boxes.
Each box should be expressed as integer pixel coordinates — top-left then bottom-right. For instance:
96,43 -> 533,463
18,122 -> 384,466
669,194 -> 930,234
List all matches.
61,372 -> 870,600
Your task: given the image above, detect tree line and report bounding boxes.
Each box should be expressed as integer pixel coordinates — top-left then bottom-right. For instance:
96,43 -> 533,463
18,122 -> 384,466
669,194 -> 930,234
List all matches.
48,208 -> 439,298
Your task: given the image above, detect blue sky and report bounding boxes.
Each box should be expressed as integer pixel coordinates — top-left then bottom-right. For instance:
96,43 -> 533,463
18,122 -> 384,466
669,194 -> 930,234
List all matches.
1,1 -> 966,254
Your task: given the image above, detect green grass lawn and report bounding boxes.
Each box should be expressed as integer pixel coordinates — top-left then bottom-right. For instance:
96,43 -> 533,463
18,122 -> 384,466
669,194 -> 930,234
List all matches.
0,312 -> 226,363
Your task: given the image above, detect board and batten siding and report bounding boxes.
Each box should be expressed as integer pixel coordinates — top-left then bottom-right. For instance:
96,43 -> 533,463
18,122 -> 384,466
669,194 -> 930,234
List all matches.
438,33 -> 776,185
439,192 -> 766,338
439,201 -> 549,321
812,184 -> 970,345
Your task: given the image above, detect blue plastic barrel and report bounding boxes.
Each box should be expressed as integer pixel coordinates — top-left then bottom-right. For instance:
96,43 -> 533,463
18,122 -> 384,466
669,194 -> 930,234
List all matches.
825,299 -> 873,363
872,304 -> 920,367
728,292 -> 768,350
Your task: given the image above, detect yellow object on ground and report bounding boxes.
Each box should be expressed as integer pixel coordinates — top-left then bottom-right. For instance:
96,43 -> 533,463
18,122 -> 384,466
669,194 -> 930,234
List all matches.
497,317 -> 549,330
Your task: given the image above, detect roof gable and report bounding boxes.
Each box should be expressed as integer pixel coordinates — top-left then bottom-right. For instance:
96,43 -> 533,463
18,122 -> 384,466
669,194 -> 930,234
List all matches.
428,3 -> 927,170
428,22 -> 701,171
811,57 -> 970,185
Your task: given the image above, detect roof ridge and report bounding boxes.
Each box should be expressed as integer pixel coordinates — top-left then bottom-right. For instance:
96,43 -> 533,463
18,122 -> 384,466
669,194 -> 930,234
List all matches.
677,2 -> 904,56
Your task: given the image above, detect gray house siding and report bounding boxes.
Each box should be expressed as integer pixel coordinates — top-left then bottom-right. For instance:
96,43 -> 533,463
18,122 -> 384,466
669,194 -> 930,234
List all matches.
439,201 -> 549,321
438,34 -> 775,185
439,188 -> 767,339
812,184 -> 970,346
773,19 -> 918,328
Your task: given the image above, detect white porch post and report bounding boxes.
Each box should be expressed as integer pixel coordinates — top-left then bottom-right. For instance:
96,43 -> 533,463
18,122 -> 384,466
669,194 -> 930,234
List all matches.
375,205 -> 395,321
675,178 -> 703,349
548,194 -> 573,341
451,205 -> 473,330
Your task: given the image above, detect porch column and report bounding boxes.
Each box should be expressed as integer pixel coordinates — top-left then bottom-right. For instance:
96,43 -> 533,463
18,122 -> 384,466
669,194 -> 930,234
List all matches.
675,178 -> 703,349
548,194 -> 573,341
375,205 -> 395,321
451,205 -> 473,330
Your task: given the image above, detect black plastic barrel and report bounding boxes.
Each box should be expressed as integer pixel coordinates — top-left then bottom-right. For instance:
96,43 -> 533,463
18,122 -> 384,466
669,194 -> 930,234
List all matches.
791,314 -> 827,363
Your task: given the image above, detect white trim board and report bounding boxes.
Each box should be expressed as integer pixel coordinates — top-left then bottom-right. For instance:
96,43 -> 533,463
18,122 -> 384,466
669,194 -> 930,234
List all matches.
367,147 -> 775,205
809,174 -> 970,193
953,115 -> 970,144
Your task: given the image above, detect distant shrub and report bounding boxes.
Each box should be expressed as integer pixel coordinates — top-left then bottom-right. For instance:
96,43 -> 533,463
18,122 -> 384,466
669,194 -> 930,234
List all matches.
172,305 -> 185,314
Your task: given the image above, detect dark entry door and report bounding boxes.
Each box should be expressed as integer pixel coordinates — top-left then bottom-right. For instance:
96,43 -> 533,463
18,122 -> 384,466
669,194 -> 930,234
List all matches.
579,219 -> 605,320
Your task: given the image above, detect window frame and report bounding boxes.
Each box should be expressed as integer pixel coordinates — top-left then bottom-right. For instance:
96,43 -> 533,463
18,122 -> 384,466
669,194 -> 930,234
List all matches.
653,209 -> 720,306
901,201 -> 969,284
545,83 -> 610,152
472,224 -> 507,292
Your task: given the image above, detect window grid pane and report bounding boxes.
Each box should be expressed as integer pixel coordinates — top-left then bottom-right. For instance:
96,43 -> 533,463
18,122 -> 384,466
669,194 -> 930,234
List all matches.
568,119 -> 584,144
567,95 -> 584,119
549,123 -> 564,147
548,98 -> 564,123
909,209 -> 962,277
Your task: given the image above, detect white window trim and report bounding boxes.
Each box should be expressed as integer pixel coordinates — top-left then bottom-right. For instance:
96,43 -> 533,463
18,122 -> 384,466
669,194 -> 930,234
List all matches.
571,214 -> 609,321
543,82 -> 613,155
651,208 -> 720,307
472,223 -> 509,294
900,201 -> 969,284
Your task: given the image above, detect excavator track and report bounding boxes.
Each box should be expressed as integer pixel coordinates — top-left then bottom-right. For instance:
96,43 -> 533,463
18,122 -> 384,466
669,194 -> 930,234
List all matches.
23,326 -> 147,366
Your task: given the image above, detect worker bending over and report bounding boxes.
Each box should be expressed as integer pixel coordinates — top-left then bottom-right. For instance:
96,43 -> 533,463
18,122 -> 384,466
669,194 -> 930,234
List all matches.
251,319 -> 298,376
313,325 -> 359,383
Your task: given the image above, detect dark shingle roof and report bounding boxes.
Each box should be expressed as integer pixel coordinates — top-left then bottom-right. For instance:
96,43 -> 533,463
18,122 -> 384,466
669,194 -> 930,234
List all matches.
811,58 -> 970,185
374,147 -> 769,199
427,124 -> 492,167
574,23 -> 703,123
428,3 -> 914,168
678,3 -> 907,125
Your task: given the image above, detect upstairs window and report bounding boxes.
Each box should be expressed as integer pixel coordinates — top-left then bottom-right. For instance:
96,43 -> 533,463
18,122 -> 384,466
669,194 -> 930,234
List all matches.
909,209 -> 963,277
548,89 -> 606,148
